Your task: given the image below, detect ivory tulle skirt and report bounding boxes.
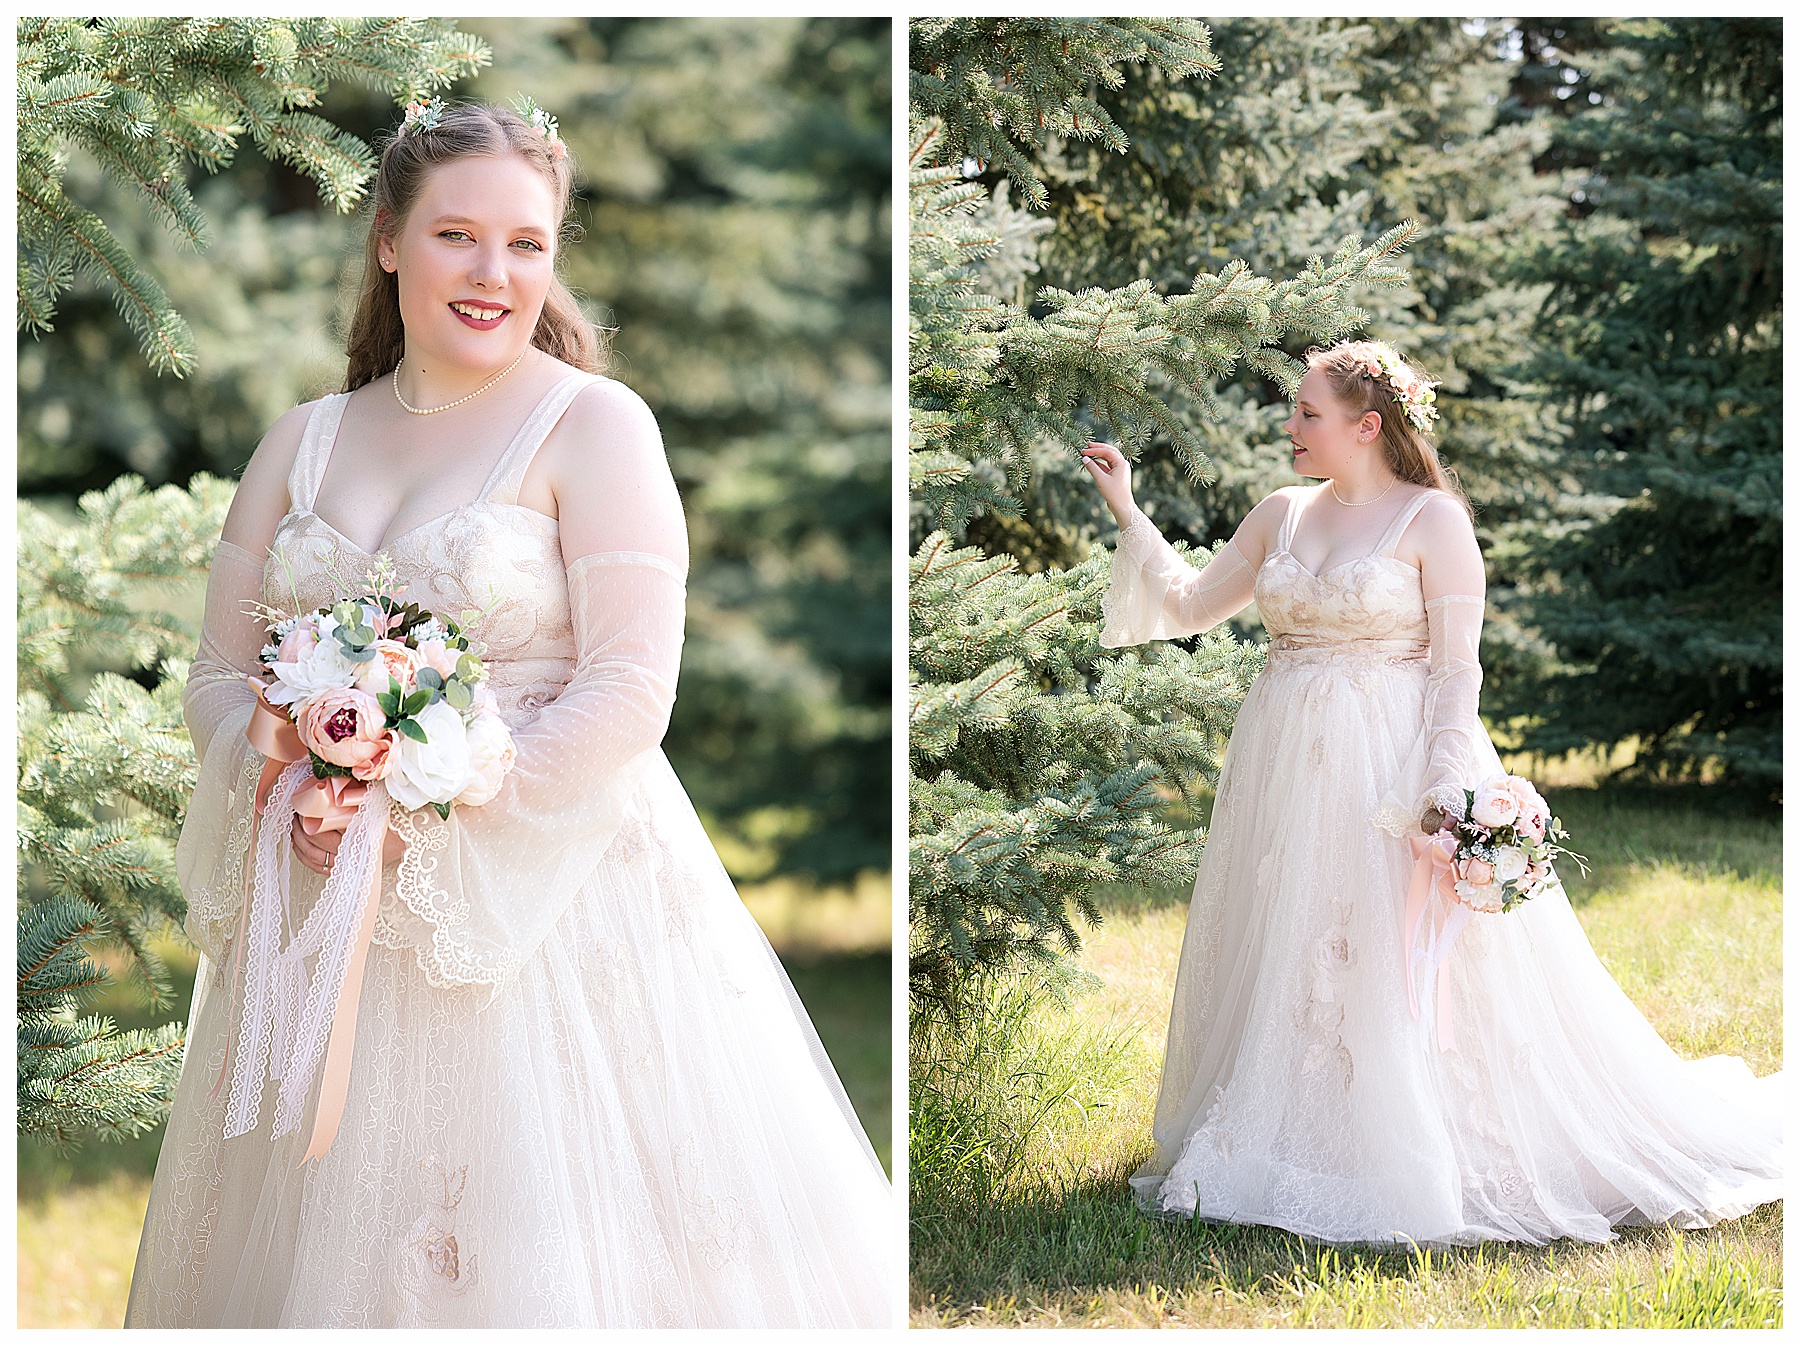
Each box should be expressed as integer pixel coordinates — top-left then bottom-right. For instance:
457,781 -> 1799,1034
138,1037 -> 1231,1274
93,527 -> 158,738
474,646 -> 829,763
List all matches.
124,759 -> 895,1327
1130,647 -> 1783,1245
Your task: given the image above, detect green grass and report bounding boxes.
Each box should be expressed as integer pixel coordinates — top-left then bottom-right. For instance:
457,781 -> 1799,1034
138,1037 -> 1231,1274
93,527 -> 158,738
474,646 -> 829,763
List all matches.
910,785 -> 1782,1328
20,932 -> 890,1329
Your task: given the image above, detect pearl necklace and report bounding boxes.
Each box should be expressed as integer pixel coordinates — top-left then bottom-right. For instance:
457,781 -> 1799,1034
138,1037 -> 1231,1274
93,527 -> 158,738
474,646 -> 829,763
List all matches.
1329,476 -> 1399,507
391,352 -> 525,415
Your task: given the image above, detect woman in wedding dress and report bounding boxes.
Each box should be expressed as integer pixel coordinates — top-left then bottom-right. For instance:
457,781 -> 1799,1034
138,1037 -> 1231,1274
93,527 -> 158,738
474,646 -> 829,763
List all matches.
124,101 -> 894,1327
1082,340 -> 1781,1247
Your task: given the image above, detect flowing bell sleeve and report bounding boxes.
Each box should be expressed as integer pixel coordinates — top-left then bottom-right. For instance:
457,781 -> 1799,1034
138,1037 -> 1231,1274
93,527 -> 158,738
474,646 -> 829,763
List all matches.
381,549 -> 686,995
1099,506 -> 1256,647
176,539 -> 272,965
1373,592 -> 1488,837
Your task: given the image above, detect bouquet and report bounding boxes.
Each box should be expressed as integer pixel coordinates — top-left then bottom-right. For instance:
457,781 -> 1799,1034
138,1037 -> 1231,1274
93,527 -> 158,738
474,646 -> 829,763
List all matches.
1405,772 -> 1586,1054
254,558 -> 515,817
1428,773 -> 1587,914
221,558 -> 516,1164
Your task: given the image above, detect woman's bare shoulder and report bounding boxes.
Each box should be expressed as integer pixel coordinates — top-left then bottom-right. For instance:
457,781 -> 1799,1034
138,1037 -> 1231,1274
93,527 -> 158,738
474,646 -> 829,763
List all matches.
219,397 -> 328,553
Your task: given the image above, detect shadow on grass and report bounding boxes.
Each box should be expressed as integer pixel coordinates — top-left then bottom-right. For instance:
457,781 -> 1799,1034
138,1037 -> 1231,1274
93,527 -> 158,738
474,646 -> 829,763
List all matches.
914,1162 -> 1784,1324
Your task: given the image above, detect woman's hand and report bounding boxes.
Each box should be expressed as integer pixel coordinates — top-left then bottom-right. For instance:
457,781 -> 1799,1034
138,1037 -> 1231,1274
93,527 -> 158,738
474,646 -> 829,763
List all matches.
291,816 -> 408,876
1080,441 -> 1138,526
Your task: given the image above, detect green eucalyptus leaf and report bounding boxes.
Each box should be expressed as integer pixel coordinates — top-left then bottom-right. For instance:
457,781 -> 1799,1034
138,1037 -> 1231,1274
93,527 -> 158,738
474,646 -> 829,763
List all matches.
416,667 -> 443,691
444,679 -> 472,711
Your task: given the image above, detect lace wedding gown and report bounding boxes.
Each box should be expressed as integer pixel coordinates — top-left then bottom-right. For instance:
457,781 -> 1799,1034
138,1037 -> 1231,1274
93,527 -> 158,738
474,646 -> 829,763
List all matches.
124,373 -> 895,1327
1102,482 -> 1782,1246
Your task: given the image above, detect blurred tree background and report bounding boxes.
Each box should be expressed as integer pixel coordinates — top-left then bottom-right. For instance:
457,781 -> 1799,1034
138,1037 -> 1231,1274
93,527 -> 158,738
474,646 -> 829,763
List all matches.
17,19 -> 891,1321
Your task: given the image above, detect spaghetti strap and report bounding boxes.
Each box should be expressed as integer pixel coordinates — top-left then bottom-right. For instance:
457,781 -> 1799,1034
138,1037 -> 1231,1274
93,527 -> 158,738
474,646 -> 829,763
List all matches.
479,372 -> 601,505
1376,488 -> 1439,557
286,393 -> 352,513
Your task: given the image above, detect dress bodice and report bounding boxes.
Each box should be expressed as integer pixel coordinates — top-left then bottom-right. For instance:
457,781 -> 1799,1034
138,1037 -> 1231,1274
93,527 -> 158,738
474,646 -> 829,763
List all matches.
262,376 -> 596,722
1252,485 -> 1436,664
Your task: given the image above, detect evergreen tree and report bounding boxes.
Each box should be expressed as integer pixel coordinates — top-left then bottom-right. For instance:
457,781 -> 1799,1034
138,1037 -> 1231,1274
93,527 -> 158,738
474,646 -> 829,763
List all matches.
17,476 -> 232,1146
908,19 -> 1419,1014
17,16 -> 489,374
984,20 -> 1566,569
1495,18 -> 1781,797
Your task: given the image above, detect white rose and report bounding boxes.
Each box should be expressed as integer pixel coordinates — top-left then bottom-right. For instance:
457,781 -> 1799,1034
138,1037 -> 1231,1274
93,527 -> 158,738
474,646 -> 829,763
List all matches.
1492,846 -> 1528,883
386,699 -> 474,810
454,711 -> 516,808
266,612 -> 361,707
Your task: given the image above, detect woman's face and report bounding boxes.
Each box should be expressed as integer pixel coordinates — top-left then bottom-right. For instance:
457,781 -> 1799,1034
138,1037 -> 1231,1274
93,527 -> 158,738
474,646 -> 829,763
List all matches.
1281,366 -> 1380,480
378,152 -> 559,372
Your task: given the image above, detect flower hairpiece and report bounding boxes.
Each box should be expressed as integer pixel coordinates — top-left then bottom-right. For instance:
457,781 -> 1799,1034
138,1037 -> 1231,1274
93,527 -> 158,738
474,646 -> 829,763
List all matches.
512,94 -> 566,161
1359,342 -> 1440,433
399,97 -> 445,136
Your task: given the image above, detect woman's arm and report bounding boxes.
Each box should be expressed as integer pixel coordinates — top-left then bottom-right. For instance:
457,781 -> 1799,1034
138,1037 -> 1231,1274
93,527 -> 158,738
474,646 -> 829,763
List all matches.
1083,441 -> 1278,648
1411,496 -> 1488,831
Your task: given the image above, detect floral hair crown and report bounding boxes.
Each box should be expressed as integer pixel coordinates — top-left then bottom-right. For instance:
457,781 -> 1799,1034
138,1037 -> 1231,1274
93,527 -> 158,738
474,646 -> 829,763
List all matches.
399,97 -> 444,136
1356,342 -> 1439,434
512,94 -> 566,161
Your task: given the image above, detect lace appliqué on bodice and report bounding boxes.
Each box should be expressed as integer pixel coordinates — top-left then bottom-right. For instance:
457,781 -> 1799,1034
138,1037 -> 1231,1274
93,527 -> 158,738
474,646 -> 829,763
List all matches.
259,377 -> 591,995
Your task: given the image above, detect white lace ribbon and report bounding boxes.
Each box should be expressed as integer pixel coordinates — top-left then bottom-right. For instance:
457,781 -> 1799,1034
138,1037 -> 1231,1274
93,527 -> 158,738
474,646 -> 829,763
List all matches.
224,762 -> 391,1148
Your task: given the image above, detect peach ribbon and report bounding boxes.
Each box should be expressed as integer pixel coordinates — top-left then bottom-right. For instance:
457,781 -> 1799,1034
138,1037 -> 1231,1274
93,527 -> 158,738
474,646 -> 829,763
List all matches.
213,680 -> 389,1166
1404,830 -> 1470,1054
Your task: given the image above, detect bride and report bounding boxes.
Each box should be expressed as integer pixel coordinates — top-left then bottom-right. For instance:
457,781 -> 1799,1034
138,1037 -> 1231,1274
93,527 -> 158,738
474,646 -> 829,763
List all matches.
124,100 -> 894,1327
1082,340 -> 1782,1246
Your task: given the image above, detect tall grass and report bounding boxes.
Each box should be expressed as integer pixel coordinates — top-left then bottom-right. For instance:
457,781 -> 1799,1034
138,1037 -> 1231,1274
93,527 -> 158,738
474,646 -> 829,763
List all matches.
909,784 -> 1782,1327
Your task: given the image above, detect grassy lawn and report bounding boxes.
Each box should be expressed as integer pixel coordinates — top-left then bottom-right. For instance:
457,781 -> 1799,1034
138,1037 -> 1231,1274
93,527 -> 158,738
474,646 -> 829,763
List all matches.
910,785 -> 1782,1328
19,881 -> 891,1330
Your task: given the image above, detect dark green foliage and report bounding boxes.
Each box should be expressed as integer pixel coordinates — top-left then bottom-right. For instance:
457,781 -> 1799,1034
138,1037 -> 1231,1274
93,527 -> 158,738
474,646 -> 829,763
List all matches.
1495,19 -> 1781,796
910,18 -> 1218,208
908,25 -> 1415,1016
17,476 -> 231,1148
909,531 -> 1261,1018
17,16 -> 489,373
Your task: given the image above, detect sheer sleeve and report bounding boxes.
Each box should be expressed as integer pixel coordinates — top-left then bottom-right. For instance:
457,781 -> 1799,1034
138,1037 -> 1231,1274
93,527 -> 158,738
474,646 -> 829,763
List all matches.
380,551 -> 687,993
1419,593 -> 1487,822
176,540 -> 271,964
1099,507 -> 1256,647
1371,591 -> 1488,837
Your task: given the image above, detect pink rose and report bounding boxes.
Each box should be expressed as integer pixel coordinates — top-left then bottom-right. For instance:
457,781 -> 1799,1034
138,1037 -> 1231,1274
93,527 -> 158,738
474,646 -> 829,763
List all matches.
354,639 -> 422,696
1462,857 -> 1494,886
1469,781 -> 1520,828
296,687 -> 392,780
276,617 -> 320,666
415,638 -> 460,681
1515,808 -> 1546,844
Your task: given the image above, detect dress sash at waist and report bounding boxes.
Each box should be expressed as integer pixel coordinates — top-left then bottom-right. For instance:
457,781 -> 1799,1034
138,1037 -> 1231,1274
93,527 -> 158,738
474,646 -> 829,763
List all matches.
1263,634 -> 1428,670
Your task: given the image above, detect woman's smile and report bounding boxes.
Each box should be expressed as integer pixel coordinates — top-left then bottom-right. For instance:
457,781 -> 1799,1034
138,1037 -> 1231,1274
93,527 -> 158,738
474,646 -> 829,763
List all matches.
449,299 -> 509,330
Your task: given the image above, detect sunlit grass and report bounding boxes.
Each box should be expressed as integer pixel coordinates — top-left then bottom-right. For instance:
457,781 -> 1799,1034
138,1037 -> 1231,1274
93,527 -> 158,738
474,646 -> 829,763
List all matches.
18,1172 -> 153,1329
910,787 -> 1781,1327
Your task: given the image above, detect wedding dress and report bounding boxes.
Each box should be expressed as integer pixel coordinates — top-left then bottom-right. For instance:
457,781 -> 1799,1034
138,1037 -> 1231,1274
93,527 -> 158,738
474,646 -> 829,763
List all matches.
1101,482 -> 1782,1246
124,372 -> 895,1327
